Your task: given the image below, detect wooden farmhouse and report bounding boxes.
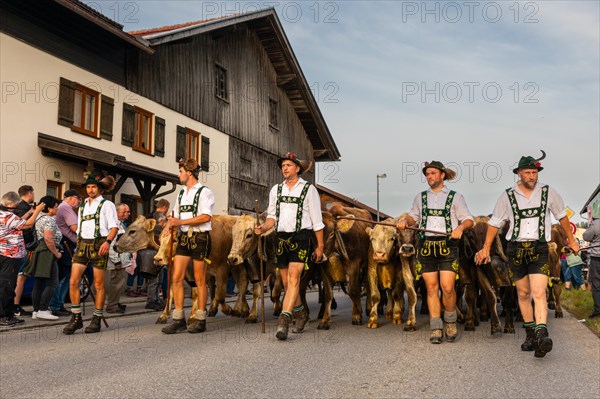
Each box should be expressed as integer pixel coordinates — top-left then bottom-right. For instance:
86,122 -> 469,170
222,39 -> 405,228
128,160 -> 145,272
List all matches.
0,0 -> 340,218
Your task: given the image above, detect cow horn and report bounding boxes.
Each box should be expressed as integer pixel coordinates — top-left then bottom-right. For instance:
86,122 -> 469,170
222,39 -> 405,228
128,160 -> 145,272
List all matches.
535,150 -> 546,162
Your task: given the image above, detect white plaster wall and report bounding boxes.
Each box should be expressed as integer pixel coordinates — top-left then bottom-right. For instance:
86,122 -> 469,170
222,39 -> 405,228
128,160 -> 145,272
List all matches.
0,33 -> 229,214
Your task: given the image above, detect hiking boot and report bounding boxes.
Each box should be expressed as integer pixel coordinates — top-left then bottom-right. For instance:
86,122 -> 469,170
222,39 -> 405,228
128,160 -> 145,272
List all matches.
63,313 -> 83,335
275,313 -> 291,340
534,327 -> 553,358
521,326 -> 537,351
292,307 -> 309,333
430,329 -> 443,344
161,318 -> 187,334
84,315 -> 102,334
187,318 -> 206,333
445,322 -> 458,342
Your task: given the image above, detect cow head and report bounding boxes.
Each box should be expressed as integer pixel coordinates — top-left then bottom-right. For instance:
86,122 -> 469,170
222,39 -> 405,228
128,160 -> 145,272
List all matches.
396,214 -> 416,257
228,215 -> 258,265
153,221 -> 176,266
116,216 -> 158,253
367,218 -> 398,263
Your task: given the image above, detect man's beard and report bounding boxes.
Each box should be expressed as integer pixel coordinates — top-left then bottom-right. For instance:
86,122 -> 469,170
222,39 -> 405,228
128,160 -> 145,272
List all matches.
428,180 -> 442,190
521,180 -> 537,190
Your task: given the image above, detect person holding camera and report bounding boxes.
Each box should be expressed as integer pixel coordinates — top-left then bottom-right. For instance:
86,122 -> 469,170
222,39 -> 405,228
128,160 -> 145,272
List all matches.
0,191 -> 45,326
583,217 -> 600,318
25,196 -> 63,320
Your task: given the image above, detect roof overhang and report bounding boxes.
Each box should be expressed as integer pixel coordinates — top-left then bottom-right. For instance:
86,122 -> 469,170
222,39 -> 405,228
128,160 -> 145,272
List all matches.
54,0 -> 153,53
130,9 -> 340,162
580,183 -> 600,216
38,133 -> 178,185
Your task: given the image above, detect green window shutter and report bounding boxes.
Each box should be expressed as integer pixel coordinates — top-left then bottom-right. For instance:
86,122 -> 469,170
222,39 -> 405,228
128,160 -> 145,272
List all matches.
201,135 -> 210,172
58,77 -> 75,127
121,103 -> 135,147
176,125 -> 187,162
100,96 -> 114,141
154,116 -> 165,157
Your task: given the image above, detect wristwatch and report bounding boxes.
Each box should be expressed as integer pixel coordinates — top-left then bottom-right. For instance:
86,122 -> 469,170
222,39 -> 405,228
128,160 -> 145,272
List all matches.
106,239 -> 113,244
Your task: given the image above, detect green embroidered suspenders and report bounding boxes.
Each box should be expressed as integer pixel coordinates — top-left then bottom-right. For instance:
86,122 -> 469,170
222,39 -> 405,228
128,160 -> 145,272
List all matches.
275,182 -> 311,233
506,185 -> 549,242
78,199 -> 106,239
417,190 -> 456,240
177,186 -> 205,217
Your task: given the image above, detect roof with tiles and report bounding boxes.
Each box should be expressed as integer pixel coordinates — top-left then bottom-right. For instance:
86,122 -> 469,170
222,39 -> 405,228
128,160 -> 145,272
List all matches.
128,16 -> 231,38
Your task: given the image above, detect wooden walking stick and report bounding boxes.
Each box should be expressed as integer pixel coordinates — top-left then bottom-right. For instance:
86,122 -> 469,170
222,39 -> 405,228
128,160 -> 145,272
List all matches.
255,200 -> 266,334
336,216 -> 451,236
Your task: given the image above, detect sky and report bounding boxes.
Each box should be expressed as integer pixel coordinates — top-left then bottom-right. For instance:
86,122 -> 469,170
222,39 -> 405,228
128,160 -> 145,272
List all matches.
85,0 -> 599,222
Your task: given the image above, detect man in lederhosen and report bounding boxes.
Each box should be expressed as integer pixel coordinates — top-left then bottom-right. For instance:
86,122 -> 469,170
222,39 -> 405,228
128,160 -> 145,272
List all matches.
63,174 -> 118,335
397,161 -> 474,344
254,152 -> 324,340
476,151 -> 579,358
162,159 -> 215,334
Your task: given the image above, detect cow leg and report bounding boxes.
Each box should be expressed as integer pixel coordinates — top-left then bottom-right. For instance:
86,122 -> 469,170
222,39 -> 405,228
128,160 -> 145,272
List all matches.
272,270 -> 283,316
553,283 -> 563,318
207,272 -> 219,317
157,265 -> 174,324
187,287 -> 199,327
401,259 -> 418,331
246,282 -> 260,324
367,263 -> 380,329
464,283 -> 477,331
317,269 -> 333,330
502,286 -> 516,333
216,268 -> 233,316
391,286 -> 404,325
232,266 -> 250,318
418,280 -> 429,315
348,261 -> 363,325
477,269 -> 501,335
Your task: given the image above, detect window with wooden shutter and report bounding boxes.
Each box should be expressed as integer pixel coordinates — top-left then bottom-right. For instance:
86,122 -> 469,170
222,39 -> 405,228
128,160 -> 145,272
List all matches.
187,128 -> 200,163
201,135 -> 210,172
122,103 -> 135,147
269,97 -> 279,130
72,84 -> 100,137
100,96 -> 114,141
176,125 -> 187,162
215,64 -> 228,101
58,77 -> 75,127
133,106 -> 153,155
155,117 -> 165,157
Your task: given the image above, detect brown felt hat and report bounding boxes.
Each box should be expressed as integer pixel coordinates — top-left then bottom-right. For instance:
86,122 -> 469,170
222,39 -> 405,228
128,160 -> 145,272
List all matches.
422,161 -> 456,181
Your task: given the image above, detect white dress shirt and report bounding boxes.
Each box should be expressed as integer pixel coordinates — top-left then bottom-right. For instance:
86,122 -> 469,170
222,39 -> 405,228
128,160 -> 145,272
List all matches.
77,195 -> 118,239
408,186 -> 474,237
267,178 -> 324,233
488,182 -> 567,242
174,183 -> 215,232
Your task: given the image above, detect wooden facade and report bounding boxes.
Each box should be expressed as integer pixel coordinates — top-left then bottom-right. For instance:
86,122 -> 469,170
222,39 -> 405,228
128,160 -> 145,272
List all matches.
127,10 -> 338,213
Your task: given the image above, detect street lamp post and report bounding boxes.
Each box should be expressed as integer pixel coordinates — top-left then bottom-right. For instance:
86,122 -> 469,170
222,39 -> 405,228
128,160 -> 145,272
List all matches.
376,173 -> 387,222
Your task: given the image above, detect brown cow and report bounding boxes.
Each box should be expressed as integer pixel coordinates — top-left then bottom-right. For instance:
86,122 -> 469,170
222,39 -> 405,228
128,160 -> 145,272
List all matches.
318,206 -> 371,329
547,223 -> 567,318
365,215 -> 417,331
459,216 -> 508,335
227,214 -> 283,323
153,215 -> 250,324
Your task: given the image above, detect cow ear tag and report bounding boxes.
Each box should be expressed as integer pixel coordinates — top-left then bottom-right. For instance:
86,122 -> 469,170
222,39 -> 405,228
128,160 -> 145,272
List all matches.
337,215 -> 355,233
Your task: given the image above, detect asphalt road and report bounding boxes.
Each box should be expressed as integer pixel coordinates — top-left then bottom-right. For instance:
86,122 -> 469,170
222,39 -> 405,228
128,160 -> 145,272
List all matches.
1,291 -> 599,399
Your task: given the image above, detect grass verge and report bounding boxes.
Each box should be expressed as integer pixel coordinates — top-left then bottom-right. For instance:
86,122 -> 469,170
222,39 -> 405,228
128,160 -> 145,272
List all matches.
559,286 -> 600,337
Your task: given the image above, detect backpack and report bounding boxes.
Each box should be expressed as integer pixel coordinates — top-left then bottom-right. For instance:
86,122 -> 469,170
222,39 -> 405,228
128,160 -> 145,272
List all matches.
24,218 -> 39,252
